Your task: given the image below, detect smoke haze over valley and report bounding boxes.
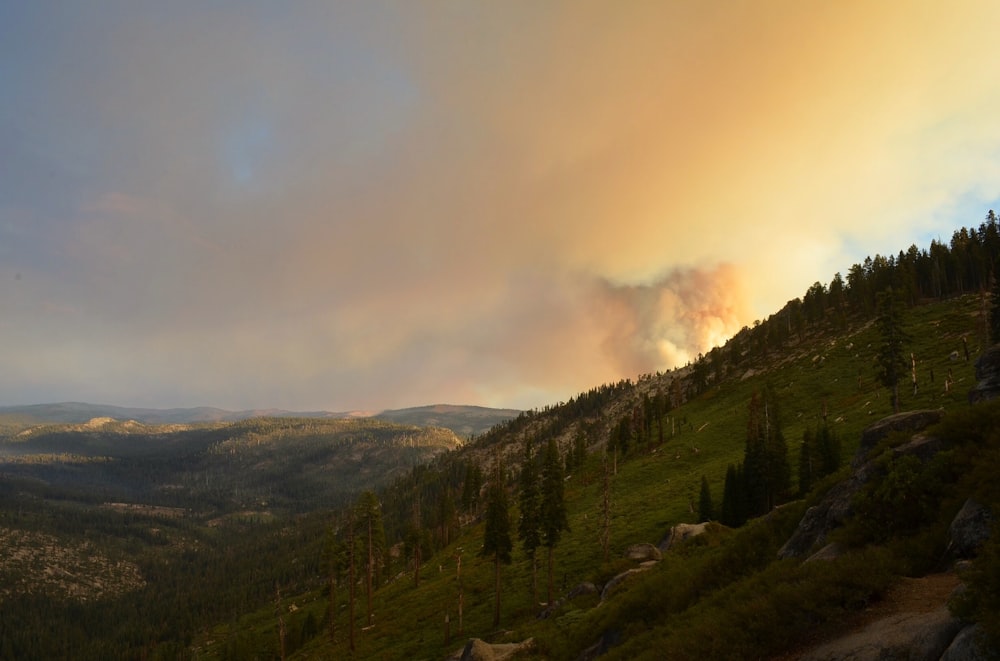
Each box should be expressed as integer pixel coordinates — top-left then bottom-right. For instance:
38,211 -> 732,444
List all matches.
2,2 -> 1000,412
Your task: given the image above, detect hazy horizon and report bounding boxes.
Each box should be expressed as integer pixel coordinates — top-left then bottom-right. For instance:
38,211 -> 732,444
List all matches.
3,2 -> 1000,412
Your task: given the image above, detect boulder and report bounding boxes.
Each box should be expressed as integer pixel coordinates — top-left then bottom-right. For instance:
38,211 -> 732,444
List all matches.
624,543 -> 662,562
853,410 -> 943,467
778,461 -> 878,559
659,522 -> 710,552
600,566 -> 654,602
948,499 -> 993,560
969,344 -> 1000,403
799,606 -> 964,661
892,433 -> 946,463
804,542 -> 847,563
940,624 -> 992,661
459,637 -> 534,661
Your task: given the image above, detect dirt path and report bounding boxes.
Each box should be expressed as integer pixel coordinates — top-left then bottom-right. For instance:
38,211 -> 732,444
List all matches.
773,572 -> 962,660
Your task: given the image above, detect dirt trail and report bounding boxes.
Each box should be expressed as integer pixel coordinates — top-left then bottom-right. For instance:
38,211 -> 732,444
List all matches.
774,572 -> 962,660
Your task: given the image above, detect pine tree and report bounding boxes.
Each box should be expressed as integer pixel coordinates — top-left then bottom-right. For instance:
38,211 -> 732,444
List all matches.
540,437 -> 569,606
323,519 -> 348,643
720,462 -> 746,527
355,490 -> 385,629
600,451 -> 612,562
875,288 -> 911,413
517,439 -> 541,606
697,475 -> 714,523
405,497 -> 422,588
743,389 -> 790,517
481,452 -> 512,628
346,509 -> 356,652
462,461 -> 483,515
815,421 -> 842,477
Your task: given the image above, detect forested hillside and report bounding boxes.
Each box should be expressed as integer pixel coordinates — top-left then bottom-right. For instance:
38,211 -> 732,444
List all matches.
0,417 -> 460,658
4,214 -> 1000,659
186,213 -> 1000,660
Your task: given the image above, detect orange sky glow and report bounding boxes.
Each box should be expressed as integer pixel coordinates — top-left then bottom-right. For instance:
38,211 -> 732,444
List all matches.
2,2 -> 1000,411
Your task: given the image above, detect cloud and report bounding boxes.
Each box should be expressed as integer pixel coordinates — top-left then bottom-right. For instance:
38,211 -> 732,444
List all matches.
2,2 -> 1000,410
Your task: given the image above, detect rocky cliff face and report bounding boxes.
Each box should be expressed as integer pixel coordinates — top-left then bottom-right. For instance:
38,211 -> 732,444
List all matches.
778,410 -> 944,560
968,344 -> 1000,403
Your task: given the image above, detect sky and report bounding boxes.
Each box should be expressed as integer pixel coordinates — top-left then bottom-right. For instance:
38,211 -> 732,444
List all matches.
3,2 -> 1000,413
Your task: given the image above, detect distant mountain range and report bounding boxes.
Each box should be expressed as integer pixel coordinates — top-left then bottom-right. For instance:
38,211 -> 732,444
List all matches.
0,401 -> 521,437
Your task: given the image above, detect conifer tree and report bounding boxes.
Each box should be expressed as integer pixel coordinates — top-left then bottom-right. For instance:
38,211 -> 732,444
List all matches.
720,462 -> 746,527
743,389 -> 790,517
875,288 -> 911,413
517,439 -> 541,606
462,461 -> 483,515
355,490 -> 385,628
481,451 -> 512,628
323,519 -> 348,643
698,475 -> 714,523
815,421 -> 842,477
540,437 -> 569,606
600,451 -> 612,562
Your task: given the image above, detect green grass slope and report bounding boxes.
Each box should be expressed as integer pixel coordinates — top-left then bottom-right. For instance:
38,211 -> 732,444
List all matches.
198,294 -> 990,660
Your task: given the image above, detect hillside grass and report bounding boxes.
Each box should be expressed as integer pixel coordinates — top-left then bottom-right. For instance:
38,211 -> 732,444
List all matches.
195,294 -> 988,660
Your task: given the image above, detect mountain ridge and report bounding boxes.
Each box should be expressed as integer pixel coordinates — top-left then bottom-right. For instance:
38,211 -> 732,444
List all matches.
0,401 -> 521,437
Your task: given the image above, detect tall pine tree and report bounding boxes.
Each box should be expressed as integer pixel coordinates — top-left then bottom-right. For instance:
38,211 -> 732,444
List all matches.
517,439 -> 541,606
743,389 -> 790,517
698,475 -> 714,523
875,288 -> 911,413
540,438 -> 569,606
355,491 -> 385,629
481,451 -> 512,627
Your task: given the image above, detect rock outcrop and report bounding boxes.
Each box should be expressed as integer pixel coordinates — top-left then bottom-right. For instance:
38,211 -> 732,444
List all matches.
948,499 -> 993,560
624,543 -> 662,562
777,460 -> 878,559
780,411 -> 945,559
659,522 -> 711,552
940,624 -> 992,661
968,344 -> 1000,403
599,566 -> 655,602
804,541 -> 847,563
458,637 -> 534,661
799,606 -> 964,661
853,410 -> 944,467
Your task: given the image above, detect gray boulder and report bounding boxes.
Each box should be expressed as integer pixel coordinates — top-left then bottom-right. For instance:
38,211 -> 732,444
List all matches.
949,499 -> 993,560
778,461 -> 878,559
940,624 -> 993,661
600,566 -> 654,602
659,522 -> 711,552
892,432 -> 946,463
854,410 -> 943,467
804,542 -> 847,563
624,543 -> 662,562
799,606 -> 964,661
969,344 -> 1000,404
459,637 -> 534,661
